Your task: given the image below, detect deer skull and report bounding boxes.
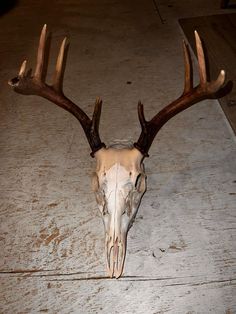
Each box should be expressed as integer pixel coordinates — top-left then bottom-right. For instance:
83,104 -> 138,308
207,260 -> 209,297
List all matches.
8,25 -> 225,278
92,144 -> 146,278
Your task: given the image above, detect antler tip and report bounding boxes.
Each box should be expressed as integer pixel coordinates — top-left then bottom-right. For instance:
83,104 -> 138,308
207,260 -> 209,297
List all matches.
40,24 -> 47,40
220,69 -> 225,76
194,30 -> 201,42
95,96 -> 102,104
219,69 -> 226,84
62,37 -> 67,44
41,24 -> 47,36
19,60 -> 27,76
137,101 -> 147,127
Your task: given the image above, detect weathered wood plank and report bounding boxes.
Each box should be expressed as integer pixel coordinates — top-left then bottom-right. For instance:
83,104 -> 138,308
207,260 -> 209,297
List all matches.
0,1 -> 236,313
0,274 -> 235,313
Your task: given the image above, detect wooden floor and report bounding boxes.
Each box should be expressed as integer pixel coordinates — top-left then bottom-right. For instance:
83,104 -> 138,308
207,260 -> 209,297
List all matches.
0,1 -> 236,313
179,13 -> 236,134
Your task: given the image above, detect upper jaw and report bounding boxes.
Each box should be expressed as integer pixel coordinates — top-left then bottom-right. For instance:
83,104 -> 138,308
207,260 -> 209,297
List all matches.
105,234 -> 127,278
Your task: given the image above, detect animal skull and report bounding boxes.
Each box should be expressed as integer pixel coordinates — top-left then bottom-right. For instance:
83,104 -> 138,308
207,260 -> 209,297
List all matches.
92,144 -> 146,278
8,25 -> 225,278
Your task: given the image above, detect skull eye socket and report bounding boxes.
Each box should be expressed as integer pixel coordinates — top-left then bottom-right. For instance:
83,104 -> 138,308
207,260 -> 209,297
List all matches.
92,172 -> 99,192
135,173 -> 142,189
125,193 -> 132,216
98,187 -> 108,213
135,173 -> 146,193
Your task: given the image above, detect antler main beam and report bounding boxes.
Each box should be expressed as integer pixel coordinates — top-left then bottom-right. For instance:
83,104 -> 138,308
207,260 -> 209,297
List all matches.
8,25 -> 105,157
134,31 -> 225,157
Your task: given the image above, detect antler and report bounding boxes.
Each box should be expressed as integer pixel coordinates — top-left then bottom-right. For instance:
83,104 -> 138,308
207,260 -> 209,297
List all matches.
134,31 -> 226,157
8,25 -> 105,157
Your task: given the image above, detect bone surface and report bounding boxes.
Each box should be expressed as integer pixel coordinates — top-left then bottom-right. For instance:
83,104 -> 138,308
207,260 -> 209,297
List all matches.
94,146 -> 145,278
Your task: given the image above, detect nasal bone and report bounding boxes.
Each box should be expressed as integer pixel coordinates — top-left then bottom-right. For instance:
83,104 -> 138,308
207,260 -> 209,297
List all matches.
106,216 -> 126,278
106,235 -> 124,278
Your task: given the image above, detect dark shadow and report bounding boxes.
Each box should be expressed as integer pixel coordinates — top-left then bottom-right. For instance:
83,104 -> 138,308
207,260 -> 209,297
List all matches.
221,0 -> 236,8
185,42 -> 193,88
0,0 -> 18,16
215,80 -> 233,99
227,4 -> 236,8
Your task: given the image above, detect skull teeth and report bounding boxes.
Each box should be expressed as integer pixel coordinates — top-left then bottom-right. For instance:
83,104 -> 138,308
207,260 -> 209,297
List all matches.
106,237 -> 125,278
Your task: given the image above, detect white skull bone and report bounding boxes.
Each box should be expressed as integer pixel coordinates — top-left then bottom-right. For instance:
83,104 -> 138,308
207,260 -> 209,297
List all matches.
92,143 -> 146,278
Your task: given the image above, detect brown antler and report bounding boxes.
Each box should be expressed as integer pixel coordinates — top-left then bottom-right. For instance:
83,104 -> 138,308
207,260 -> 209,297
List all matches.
134,31 -> 225,157
8,25 -> 105,157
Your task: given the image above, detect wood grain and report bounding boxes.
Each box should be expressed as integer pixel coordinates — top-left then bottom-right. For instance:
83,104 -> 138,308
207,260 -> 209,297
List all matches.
0,0 -> 236,313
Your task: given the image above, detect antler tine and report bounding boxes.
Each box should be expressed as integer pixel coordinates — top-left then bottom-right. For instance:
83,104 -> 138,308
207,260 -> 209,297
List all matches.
137,101 -> 146,129
182,41 -> 193,94
89,97 -> 103,156
9,25 -> 106,157
53,37 -> 67,92
208,69 -> 225,94
91,98 -> 102,134
18,60 -> 27,77
195,30 -> 225,94
34,24 -> 47,80
134,31 -> 226,157
195,30 -> 207,86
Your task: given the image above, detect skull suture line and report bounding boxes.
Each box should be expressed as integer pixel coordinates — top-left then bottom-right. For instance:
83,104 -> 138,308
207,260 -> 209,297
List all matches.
9,25 -> 225,278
